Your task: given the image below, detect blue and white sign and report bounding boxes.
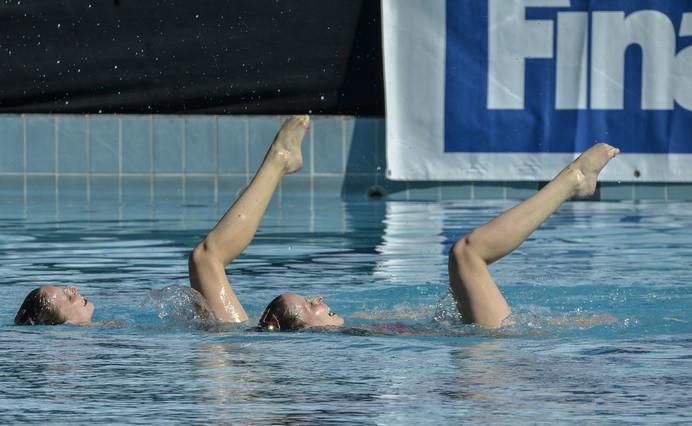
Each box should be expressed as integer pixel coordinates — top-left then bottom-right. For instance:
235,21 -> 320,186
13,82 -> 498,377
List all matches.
383,0 -> 692,181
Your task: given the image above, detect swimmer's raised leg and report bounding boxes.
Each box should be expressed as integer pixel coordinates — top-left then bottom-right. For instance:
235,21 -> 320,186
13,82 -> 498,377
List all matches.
448,143 -> 619,328
188,115 -> 309,322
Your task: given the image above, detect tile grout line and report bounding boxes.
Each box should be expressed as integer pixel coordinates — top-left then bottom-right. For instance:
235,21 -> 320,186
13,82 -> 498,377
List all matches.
22,114 -> 27,215
374,118 -> 380,187
244,117 -> 250,185
277,117 -> 283,205
214,115 -> 219,205
309,117 -> 315,200
149,116 -> 154,205
117,116 -> 123,221
182,117 -> 187,205
54,116 -> 59,215
118,116 -> 123,205
86,115 -> 91,206
341,117 -> 347,175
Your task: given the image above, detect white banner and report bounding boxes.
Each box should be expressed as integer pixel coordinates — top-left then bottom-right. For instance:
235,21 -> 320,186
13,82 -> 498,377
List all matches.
383,0 -> 692,182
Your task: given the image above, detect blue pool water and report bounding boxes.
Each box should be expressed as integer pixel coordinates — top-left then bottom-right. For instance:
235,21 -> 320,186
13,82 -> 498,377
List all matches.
1,194 -> 691,424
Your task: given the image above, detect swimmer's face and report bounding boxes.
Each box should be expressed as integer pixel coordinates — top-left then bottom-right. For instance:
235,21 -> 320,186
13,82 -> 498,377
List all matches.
282,293 -> 344,328
41,285 -> 94,324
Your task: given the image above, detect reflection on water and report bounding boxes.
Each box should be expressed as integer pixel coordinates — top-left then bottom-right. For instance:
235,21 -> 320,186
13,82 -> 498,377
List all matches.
375,202 -> 447,285
1,197 -> 691,423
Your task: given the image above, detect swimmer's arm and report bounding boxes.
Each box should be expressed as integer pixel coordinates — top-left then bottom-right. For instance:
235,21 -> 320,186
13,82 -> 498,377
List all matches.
188,240 -> 248,323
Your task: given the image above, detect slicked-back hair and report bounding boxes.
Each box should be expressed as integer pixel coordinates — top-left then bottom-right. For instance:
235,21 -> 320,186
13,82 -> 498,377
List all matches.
258,295 -> 304,331
15,288 -> 65,325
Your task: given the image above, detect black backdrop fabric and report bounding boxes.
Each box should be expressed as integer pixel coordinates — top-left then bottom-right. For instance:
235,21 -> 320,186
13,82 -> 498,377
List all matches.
0,0 -> 384,115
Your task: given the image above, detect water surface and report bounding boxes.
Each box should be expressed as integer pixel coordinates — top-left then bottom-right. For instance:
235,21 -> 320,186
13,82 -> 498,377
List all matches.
1,196 -> 690,424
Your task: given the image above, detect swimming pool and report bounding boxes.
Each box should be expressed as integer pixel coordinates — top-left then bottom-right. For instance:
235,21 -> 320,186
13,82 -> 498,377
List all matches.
1,194 -> 691,424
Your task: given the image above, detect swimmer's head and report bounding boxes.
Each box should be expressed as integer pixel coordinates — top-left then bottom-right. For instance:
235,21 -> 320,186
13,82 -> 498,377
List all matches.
15,285 -> 94,326
258,293 -> 344,331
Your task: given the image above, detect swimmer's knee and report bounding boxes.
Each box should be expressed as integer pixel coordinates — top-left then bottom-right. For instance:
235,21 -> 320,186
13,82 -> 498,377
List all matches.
450,235 -> 474,261
189,241 -> 211,268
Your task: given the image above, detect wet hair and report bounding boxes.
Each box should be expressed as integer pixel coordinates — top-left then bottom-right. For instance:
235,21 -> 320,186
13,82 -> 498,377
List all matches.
258,295 -> 305,331
14,288 -> 65,326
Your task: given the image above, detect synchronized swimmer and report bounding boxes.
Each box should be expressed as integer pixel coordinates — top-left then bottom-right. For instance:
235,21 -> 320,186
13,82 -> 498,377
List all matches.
15,115 -> 619,330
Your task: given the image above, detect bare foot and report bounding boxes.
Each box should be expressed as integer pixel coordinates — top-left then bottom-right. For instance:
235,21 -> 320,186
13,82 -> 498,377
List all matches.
564,143 -> 620,197
269,115 -> 310,174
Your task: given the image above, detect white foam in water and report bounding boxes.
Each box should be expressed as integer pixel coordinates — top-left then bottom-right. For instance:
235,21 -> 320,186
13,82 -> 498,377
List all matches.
144,285 -> 214,323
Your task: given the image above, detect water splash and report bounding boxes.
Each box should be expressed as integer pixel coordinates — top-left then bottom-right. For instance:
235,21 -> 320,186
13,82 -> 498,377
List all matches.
143,285 -> 214,323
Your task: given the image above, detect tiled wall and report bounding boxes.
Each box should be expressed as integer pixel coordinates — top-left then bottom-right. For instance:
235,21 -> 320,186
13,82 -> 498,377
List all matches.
1,114 -> 691,203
